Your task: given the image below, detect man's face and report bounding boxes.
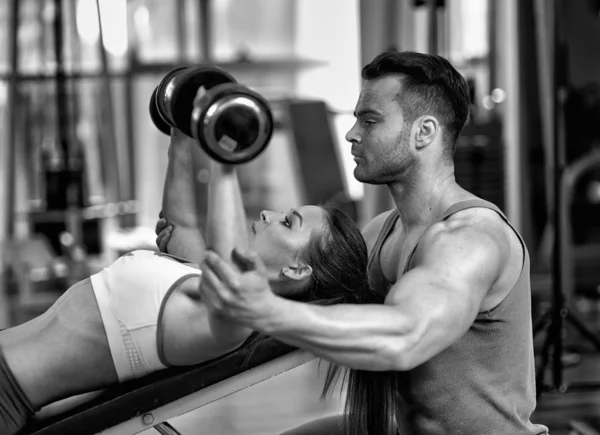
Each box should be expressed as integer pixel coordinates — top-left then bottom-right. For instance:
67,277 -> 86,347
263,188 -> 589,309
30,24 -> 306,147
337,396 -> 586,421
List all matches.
345,75 -> 417,185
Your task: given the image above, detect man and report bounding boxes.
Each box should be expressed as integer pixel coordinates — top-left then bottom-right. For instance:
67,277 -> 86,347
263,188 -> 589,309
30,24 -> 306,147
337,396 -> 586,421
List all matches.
196,51 -> 549,434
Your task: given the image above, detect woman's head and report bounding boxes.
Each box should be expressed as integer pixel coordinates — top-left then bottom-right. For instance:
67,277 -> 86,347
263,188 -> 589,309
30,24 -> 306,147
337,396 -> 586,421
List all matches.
299,204 -> 375,305
248,203 -> 374,304
247,203 -> 390,435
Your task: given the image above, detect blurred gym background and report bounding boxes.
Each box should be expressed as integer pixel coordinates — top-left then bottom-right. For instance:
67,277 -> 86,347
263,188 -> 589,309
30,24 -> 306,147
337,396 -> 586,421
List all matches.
0,0 -> 600,434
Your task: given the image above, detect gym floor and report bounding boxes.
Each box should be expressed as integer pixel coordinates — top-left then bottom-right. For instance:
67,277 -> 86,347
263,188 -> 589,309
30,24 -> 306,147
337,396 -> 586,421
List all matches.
535,353 -> 600,434
136,309 -> 600,435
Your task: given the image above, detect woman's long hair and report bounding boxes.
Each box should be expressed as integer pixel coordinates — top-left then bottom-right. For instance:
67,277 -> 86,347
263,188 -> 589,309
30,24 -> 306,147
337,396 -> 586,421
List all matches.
302,204 -> 400,435
245,203 -> 400,434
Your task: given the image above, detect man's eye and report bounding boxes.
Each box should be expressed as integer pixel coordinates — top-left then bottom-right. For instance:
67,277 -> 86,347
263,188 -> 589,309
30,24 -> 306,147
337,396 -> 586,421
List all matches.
363,120 -> 376,126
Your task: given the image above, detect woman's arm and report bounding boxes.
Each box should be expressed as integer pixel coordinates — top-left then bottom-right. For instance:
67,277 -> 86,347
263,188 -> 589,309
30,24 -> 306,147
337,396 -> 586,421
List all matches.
160,129 -> 207,263
159,129 -> 252,267
205,162 -> 249,260
203,160 -> 253,343
162,83 -> 256,345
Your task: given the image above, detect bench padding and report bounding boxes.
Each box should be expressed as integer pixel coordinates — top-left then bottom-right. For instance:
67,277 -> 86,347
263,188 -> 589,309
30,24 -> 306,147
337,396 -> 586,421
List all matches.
19,337 -> 297,435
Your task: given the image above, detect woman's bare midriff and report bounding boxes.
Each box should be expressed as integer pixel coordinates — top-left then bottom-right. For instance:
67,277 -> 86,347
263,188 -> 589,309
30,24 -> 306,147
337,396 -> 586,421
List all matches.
0,278 -> 117,409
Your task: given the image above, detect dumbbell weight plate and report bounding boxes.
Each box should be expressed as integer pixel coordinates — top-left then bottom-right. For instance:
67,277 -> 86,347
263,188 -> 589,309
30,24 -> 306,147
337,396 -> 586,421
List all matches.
150,65 -> 237,137
149,87 -> 172,136
191,84 -> 273,164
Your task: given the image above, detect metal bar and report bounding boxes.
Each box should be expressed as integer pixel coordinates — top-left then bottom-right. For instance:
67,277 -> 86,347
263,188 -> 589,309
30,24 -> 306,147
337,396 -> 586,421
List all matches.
124,11 -> 137,227
552,0 -> 565,390
427,0 -> 438,54
176,0 -> 188,62
532,308 -> 552,336
0,58 -> 326,82
199,0 -> 212,61
535,332 -> 552,398
122,70 -> 136,227
53,0 -> 71,181
95,0 -> 123,206
384,0 -> 399,51
502,0 -> 523,230
488,0 -> 497,91
533,0 -> 556,218
154,422 -> 182,435
3,0 -> 20,239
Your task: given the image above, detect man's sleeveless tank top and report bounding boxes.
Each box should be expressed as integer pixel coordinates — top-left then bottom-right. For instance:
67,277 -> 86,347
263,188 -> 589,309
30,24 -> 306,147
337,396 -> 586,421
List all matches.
367,199 -> 548,434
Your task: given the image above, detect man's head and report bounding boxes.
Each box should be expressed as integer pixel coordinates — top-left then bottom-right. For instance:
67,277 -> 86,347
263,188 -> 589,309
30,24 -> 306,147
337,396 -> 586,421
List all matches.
248,204 -> 375,304
346,51 -> 471,184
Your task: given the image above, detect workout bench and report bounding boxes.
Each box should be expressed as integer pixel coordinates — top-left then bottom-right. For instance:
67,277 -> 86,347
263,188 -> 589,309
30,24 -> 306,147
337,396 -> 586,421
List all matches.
18,339 -> 314,435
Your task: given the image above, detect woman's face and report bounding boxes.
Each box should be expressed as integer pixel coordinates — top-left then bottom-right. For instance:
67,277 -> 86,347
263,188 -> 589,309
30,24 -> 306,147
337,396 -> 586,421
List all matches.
249,205 -> 326,275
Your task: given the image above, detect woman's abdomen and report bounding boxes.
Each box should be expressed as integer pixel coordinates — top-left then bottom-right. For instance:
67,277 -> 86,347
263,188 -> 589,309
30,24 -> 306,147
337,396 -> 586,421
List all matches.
1,277 -> 117,409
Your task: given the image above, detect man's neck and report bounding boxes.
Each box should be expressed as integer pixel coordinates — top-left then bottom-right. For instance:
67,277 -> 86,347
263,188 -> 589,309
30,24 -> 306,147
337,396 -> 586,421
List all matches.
388,165 -> 459,231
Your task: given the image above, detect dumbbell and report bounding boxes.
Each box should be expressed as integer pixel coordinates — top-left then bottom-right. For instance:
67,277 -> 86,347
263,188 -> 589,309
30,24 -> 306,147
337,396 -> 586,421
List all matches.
149,65 -> 274,164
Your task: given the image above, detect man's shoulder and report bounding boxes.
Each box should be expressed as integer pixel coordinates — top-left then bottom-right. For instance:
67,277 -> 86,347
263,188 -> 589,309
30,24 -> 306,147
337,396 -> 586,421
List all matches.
416,206 -> 517,267
439,205 -> 510,236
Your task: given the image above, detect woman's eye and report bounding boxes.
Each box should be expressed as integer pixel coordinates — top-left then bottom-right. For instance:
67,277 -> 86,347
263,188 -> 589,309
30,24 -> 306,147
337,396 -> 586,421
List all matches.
284,217 -> 291,227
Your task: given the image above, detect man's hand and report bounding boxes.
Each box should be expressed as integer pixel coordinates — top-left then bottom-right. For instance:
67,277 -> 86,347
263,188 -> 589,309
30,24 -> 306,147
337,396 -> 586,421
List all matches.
199,248 -> 281,329
155,211 -> 174,253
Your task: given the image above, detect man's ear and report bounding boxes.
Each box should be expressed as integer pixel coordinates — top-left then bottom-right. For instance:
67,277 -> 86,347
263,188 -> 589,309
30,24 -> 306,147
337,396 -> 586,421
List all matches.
281,264 -> 313,281
415,116 -> 439,149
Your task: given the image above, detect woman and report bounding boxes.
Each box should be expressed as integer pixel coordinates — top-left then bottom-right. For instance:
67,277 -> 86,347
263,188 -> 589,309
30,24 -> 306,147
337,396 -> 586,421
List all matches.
0,121 -> 376,434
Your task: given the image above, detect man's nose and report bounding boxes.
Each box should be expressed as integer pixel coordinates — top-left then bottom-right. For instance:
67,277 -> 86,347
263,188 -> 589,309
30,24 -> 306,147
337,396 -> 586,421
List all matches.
345,122 -> 360,143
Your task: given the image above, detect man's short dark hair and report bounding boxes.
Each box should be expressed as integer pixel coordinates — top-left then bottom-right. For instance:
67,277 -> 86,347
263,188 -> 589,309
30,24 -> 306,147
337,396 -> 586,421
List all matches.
362,51 -> 471,158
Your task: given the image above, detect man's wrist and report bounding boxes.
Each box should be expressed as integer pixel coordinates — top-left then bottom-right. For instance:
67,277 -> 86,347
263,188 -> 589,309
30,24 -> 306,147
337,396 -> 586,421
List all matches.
254,294 -> 293,335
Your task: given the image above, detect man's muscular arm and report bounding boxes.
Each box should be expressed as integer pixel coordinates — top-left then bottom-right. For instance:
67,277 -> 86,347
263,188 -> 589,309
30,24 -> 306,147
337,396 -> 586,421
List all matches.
241,219 -> 505,371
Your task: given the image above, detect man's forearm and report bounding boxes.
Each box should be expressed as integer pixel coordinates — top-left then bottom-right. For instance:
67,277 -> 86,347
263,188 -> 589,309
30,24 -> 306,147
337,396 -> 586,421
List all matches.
258,299 -> 414,371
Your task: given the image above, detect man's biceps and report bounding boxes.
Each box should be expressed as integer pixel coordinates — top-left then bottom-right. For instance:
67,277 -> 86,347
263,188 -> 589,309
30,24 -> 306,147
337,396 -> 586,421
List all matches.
443,256 -> 496,304
418,246 -> 494,291
433,278 -> 488,323
384,270 -> 434,306
389,270 -> 478,310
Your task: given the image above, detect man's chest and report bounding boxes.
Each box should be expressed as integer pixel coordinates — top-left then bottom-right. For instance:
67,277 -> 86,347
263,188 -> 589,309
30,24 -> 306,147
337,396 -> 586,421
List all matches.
377,226 -> 424,283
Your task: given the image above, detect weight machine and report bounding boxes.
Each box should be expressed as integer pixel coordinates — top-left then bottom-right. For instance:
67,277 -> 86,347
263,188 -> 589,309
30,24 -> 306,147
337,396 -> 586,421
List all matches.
532,0 -> 600,398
